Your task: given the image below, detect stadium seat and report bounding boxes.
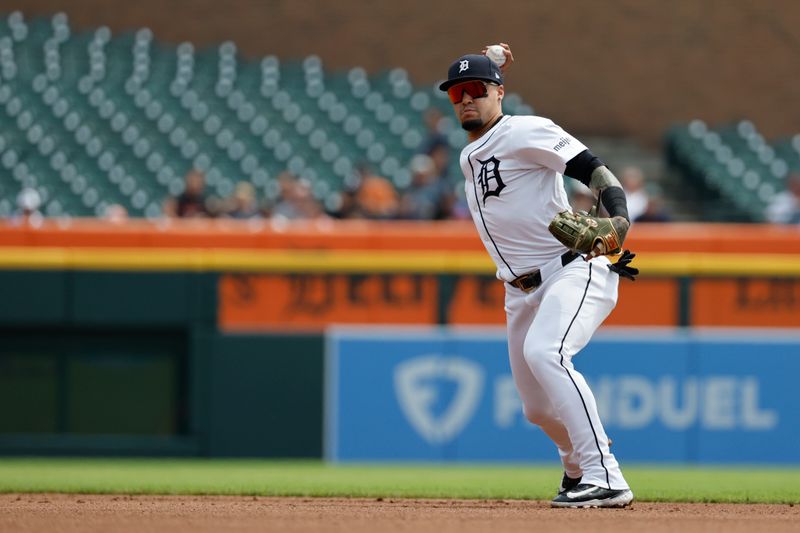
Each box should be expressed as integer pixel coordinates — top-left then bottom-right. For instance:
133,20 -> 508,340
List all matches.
19,11 -> 793,222
664,118 -> 800,222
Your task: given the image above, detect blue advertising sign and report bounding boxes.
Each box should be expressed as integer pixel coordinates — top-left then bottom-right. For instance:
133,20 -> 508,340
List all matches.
325,327 -> 800,464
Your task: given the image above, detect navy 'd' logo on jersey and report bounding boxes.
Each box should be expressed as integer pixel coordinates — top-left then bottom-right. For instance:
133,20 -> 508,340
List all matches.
476,156 -> 505,205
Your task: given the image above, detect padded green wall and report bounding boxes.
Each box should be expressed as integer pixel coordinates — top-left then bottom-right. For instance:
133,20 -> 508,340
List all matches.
207,334 -> 324,457
0,270 -> 324,457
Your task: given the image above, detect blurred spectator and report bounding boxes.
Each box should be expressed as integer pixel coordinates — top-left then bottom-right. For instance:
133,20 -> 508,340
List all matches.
449,185 -> 471,220
293,180 -> 328,220
568,182 -> 597,214
428,142 -> 452,182
12,187 -> 44,227
271,172 -> 328,220
270,171 -> 303,219
417,107 -> 454,218
636,196 -> 672,223
329,183 -> 362,219
620,166 -> 649,222
163,169 -> 212,218
398,154 -> 454,220
270,172 -> 301,219
103,203 -> 129,224
619,166 -> 672,223
347,164 -> 399,220
225,181 -> 262,219
418,108 -> 449,156
765,172 -> 800,224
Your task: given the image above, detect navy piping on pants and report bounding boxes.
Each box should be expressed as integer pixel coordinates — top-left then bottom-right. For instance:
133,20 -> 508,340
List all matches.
556,262 -> 611,489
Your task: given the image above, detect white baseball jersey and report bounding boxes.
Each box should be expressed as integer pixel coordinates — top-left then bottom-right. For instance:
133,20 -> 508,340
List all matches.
458,113 -> 631,492
460,115 -> 587,282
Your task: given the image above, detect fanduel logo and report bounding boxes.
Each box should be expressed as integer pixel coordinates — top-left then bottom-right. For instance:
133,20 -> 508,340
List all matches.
394,355 -> 484,444
494,374 -> 778,431
592,376 -> 778,430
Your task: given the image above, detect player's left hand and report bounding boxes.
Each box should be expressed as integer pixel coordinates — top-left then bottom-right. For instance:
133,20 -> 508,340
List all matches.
608,249 -> 639,280
482,42 -> 514,73
548,211 -> 627,258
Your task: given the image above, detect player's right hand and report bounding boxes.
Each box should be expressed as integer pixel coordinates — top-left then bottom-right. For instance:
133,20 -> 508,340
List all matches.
482,42 -> 514,73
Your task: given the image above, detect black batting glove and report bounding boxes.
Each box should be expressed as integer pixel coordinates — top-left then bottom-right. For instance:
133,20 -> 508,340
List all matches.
608,249 -> 639,281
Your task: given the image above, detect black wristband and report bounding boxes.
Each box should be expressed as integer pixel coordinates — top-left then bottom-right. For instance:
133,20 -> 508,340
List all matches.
600,186 -> 629,221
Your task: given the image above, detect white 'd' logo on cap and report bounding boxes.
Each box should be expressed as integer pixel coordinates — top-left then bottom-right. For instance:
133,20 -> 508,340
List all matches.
458,60 -> 469,73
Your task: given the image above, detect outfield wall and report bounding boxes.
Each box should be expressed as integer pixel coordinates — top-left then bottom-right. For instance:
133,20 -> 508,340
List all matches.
0,270 -> 324,457
327,327 -> 799,464
0,220 -> 798,459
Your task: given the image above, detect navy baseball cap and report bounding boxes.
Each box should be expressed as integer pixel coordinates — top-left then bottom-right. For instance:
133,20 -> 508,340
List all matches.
438,54 -> 504,91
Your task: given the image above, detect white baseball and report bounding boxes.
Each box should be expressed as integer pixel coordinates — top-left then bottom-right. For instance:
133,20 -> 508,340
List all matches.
486,45 -> 506,67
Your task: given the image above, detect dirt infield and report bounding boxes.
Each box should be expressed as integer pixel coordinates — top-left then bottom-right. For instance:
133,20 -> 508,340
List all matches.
2,494 -> 798,533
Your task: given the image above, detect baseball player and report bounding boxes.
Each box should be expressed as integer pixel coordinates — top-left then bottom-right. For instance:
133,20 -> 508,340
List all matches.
439,44 -> 637,508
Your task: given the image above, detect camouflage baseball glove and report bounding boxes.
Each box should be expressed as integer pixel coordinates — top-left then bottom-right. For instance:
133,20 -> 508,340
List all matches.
548,211 -> 629,258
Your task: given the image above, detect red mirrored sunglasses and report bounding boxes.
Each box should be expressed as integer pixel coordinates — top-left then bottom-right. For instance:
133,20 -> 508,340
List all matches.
447,80 -> 490,104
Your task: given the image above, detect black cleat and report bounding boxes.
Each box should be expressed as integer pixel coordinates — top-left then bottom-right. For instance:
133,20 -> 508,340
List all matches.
558,473 -> 582,495
551,483 -> 634,508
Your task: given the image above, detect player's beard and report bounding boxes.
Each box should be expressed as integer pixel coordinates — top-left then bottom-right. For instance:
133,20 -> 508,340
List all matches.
461,118 -> 483,131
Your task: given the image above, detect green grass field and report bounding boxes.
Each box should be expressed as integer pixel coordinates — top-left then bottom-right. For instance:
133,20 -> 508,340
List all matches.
0,459 -> 798,504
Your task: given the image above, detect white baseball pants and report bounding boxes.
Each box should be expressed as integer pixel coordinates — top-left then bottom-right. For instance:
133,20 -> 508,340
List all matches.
504,255 -> 629,490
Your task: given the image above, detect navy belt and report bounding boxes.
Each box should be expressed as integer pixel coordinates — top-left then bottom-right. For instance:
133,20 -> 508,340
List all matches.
509,251 -> 580,293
